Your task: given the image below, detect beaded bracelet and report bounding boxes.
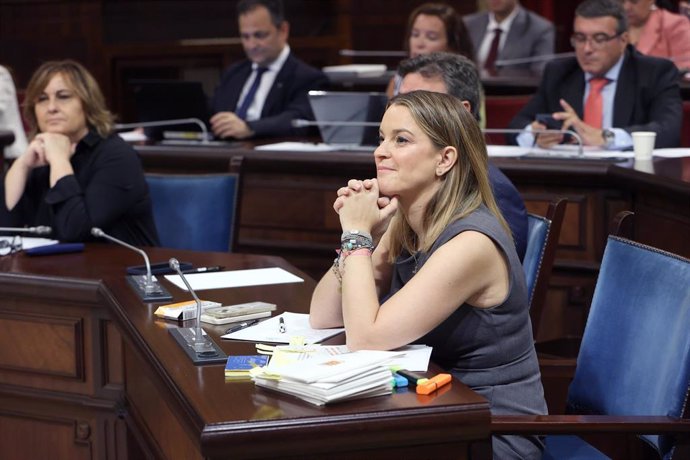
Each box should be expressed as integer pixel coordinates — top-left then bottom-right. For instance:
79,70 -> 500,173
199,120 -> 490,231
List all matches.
341,230 -> 374,252
331,247 -> 373,291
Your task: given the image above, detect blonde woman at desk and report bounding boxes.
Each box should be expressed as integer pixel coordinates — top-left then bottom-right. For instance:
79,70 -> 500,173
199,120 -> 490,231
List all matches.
310,91 -> 546,460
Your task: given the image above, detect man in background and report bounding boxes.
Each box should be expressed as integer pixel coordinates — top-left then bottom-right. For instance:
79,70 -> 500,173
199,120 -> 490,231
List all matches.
398,52 -> 529,260
210,0 -> 328,139
508,0 -> 681,150
464,0 -> 554,75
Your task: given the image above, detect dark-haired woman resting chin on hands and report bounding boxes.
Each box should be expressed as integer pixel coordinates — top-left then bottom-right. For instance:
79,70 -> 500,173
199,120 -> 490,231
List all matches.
1,60 -> 158,246
309,91 -> 547,460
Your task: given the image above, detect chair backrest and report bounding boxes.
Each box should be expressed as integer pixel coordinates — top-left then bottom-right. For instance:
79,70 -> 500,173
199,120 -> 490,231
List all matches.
567,236 -> 690,459
523,197 -> 567,338
146,173 -> 239,252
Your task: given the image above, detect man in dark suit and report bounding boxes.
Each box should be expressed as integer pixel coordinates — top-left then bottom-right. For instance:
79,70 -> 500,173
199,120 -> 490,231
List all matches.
398,52 -> 529,261
509,0 -> 682,150
210,0 -> 328,139
464,0 -> 554,75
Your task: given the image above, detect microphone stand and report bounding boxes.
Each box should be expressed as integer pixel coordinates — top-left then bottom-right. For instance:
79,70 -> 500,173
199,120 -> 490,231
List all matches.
339,49 -> 407,58
168,257 -> 227,365
91,227 -> 172,302
114,118 -> 210,144
0,226 -> 53,235
292,119 -> 381,128
494,52 -> 576,68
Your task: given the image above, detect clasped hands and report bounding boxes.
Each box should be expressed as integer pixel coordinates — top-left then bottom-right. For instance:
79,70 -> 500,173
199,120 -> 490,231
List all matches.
210,111 -> 254,139
20,132 -> 76,170
531,98 -> 606,149
334,178 -> 398,243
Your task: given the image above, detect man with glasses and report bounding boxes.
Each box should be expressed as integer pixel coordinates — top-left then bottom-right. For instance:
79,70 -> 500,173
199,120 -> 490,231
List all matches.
210,0 -> 328,140
508,0 -> 682,150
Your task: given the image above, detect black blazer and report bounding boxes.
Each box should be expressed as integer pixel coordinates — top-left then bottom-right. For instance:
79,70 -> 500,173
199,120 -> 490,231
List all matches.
211,52 -> 329,138
508,45 -> 682,148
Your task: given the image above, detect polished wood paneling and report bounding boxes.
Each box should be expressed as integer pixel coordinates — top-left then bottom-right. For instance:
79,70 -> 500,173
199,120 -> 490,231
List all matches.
1,245 -> 491,458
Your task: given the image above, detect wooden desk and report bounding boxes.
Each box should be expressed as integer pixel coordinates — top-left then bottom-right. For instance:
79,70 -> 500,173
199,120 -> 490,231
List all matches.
0,245 -> 490,459
135,142 -> 690,342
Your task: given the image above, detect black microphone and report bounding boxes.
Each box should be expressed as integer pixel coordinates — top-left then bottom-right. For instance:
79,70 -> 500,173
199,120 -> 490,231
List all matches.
90,227 -> 172,302
167,257 -> 226,365
0,225 -> 52,235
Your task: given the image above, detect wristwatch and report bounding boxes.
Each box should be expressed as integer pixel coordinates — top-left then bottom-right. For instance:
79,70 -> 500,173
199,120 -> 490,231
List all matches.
602,128 -> 615,148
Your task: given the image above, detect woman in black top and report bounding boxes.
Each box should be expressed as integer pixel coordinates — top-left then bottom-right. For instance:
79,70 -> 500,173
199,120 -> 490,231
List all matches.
1,60 -> 158,246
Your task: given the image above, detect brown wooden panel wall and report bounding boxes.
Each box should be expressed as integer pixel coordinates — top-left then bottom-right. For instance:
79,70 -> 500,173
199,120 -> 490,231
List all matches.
1,0 -> 579,121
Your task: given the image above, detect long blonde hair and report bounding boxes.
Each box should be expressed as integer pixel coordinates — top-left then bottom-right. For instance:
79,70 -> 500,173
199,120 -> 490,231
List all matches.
385,90 -> 510,261
23,60 -> 114,138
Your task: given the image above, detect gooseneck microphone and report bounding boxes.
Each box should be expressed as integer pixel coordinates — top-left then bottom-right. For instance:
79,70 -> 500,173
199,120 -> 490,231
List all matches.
292,119 -> 380,128
90,227 -> 172,302
0,225 -> 52,235
114,118 -> 210,144
169,257 -> 205,341
167,257 -> 226,365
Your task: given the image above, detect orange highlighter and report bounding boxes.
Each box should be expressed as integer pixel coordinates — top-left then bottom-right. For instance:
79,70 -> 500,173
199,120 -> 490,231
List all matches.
416,373 -> 452,395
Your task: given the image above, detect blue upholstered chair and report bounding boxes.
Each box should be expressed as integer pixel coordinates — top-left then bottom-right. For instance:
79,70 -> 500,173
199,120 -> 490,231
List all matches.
494,236 -> 690,459
146,173 -> 239,252
522,198 -> 567,338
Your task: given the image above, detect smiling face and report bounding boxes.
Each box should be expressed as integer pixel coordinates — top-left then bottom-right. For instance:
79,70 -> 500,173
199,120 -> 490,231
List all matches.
573,15 -> 628,76
34,73 -> 88,142
408,14 -> 449,58
239,5 -> 288,66
374,104 -> 443,199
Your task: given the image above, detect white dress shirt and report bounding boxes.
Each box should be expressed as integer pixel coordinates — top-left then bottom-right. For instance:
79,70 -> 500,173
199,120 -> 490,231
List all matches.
236,45 -> 290,121
477,6 -> 519,68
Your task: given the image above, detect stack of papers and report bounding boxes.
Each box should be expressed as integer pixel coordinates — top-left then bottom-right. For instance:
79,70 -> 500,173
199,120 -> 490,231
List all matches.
253,349 -> 403,405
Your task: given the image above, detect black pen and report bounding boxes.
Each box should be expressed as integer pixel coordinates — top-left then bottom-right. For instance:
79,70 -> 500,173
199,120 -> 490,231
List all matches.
224,319 -> 260,334
182,265 -> 224,274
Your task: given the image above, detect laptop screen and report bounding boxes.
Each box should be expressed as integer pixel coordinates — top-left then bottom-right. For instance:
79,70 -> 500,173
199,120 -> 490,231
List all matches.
129,80 -> 210,140
308,91 -> 387,146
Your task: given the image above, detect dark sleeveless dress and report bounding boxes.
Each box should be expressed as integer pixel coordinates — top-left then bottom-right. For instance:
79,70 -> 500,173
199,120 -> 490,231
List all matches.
385,205 -> 547,459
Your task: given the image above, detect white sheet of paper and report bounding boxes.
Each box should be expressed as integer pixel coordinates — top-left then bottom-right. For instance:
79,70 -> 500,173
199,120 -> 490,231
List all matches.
296,344 -> 432,371
254,142 -> 339,152
222,312 -> 344,344
652,148 -> 690,158
165,267 -> 303,291
0,237 -> 59,250
486,145 -> 532,157
386,344 -> 433,372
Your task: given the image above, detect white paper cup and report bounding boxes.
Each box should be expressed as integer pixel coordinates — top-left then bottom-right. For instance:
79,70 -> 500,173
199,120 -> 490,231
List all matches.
632,131 -> 656,161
